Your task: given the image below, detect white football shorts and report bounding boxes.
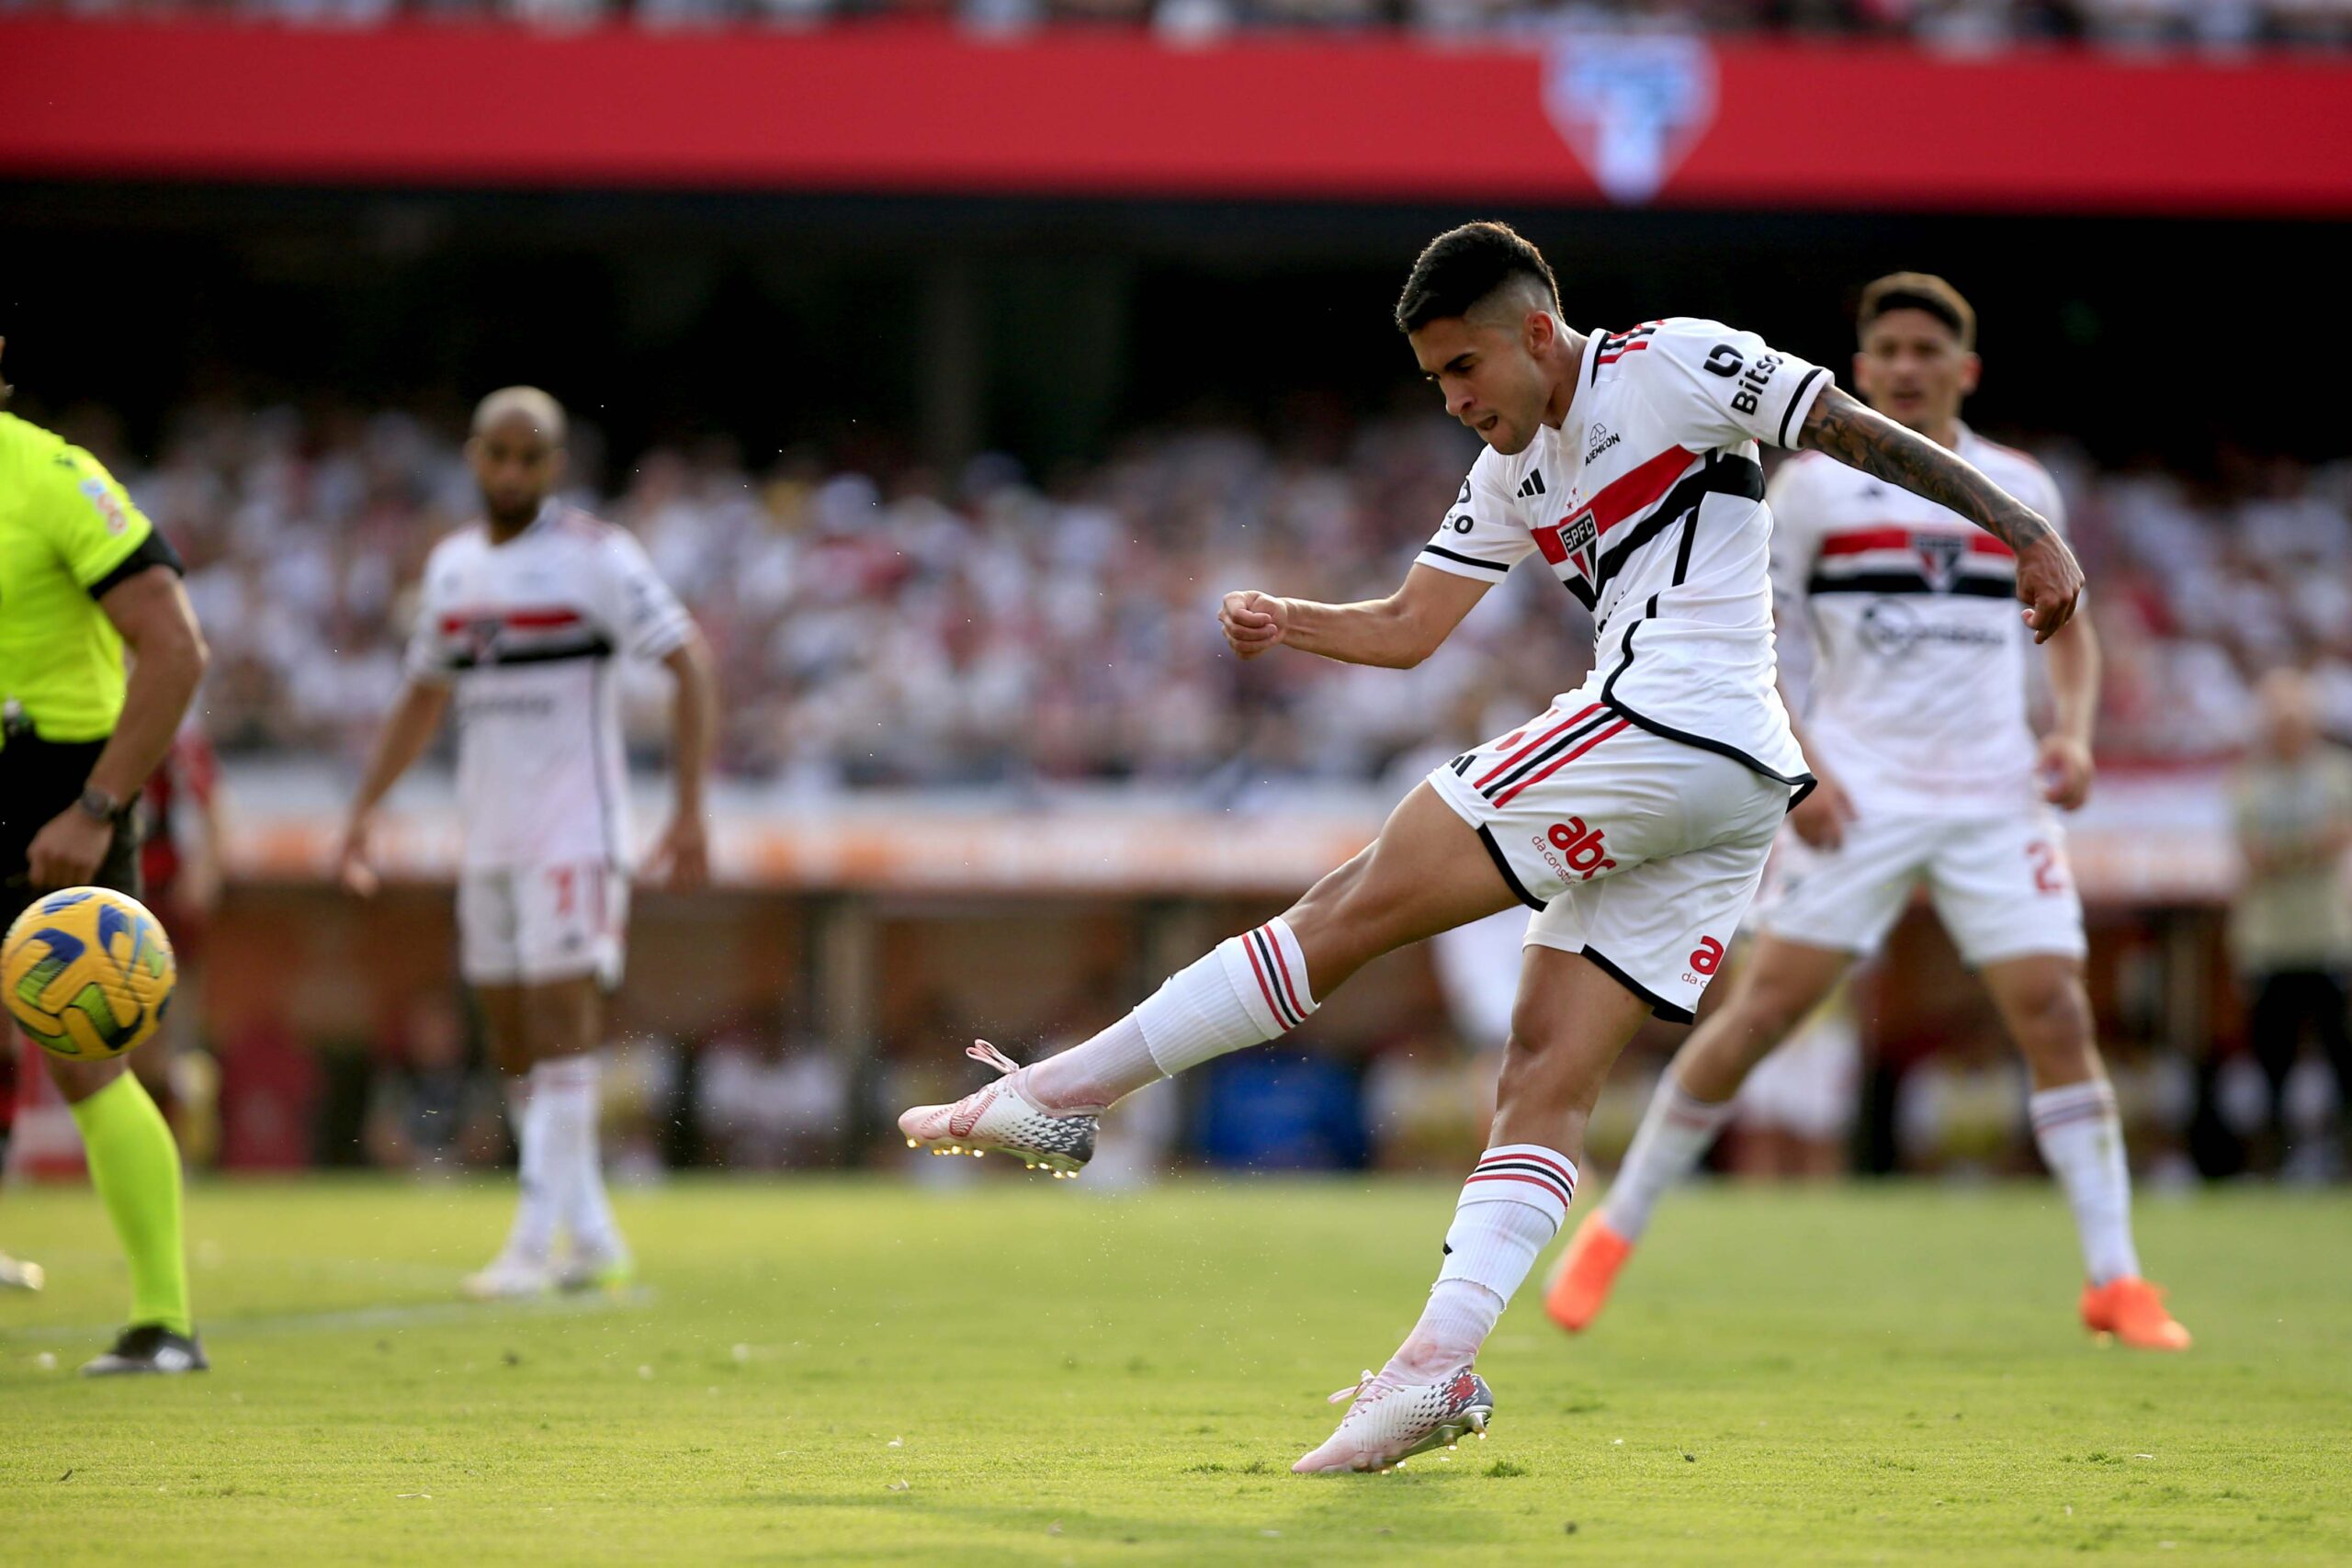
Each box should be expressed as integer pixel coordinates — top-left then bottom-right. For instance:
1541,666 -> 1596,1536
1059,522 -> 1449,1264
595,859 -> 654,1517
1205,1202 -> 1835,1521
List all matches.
458,860 -> 630,988
1756,808 -> 2086,967
1428,696 -> 1796,1023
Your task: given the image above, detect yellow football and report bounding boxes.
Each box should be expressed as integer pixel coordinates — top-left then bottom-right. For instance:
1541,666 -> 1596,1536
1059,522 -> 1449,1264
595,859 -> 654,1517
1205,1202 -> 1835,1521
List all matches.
2,886 -> 177,1061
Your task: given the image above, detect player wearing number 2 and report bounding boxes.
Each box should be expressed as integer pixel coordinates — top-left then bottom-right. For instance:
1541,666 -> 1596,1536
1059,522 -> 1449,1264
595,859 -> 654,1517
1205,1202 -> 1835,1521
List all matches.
896,229 -> 2086,1472
1547,274 -> 2188,1351
338,389 -> 716,1302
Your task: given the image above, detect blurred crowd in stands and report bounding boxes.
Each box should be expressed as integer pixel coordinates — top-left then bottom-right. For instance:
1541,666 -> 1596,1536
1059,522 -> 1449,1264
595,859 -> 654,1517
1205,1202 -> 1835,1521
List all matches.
6,0 -> 2349,50
49,400 -> 2352,789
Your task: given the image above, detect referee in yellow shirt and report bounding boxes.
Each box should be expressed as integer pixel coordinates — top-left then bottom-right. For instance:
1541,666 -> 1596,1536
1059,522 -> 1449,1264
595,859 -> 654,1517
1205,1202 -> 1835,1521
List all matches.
0,343 -> 211,1373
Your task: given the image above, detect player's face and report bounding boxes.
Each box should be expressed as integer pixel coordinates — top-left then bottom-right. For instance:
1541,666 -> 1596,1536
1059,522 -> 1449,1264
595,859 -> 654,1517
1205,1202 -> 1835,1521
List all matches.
1410,312 -> 1554,457
1853,309 -> 1979,434
467,417 -> 564,526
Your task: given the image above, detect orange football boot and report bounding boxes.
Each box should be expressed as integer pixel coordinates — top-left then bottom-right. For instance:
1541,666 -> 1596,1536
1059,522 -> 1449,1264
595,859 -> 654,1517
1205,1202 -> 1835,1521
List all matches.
2080,1277 -> 2192,1351
1544,1213 -> 1634,1333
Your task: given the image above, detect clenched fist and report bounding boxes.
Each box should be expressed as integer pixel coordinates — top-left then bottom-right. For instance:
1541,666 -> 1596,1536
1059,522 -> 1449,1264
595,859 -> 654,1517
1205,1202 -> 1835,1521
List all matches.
1220,592 -> 1289,660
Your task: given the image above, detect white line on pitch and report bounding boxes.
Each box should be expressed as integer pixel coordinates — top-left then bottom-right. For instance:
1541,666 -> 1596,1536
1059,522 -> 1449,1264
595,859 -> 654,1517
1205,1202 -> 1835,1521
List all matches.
5,1286 -> 656,1345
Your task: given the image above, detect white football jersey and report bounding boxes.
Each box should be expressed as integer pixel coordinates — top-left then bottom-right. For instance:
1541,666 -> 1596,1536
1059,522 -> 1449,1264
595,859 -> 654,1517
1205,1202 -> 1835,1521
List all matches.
1768,427 -> 2066,818
407,501 -> 695,872
1417,317 -> 1832,787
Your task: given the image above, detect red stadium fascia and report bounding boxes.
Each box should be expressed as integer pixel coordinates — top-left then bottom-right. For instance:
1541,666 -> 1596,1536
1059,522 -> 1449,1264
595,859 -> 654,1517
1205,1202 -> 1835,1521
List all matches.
1,18 -> 2348,215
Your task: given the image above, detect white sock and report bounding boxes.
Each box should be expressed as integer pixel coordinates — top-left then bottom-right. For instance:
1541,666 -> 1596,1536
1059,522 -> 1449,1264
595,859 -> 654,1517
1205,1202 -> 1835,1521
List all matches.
1393,1145 -> 1577,1380
1024,1013 -> 1157,1112
1600,1070 -> 1735,1242
537,1055 -> 623,1260
2029,1079 -> 2140,1285
1027,919 -> 1318,1111
500,1075 -> 558,1263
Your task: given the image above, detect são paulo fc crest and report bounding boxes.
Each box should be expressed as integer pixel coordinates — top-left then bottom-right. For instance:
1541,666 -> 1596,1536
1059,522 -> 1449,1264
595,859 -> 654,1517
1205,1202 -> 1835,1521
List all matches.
1543,31 -> 1718,205
1533,509 -> 1600,583
1915,533 -> 1967,592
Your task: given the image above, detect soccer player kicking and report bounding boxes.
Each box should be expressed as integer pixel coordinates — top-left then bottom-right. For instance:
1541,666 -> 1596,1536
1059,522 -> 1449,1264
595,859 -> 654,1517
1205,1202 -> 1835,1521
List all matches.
1545,276 -> 2189,1352
899,226 -> 2083,1472
338,389 -> 716,1301
0,341 -> 211,1372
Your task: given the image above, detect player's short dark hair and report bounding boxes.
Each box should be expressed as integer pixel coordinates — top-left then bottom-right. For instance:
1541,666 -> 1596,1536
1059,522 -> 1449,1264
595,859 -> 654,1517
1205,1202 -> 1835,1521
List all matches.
1857,273 -> 1976,351
1396,222 -> 1562,334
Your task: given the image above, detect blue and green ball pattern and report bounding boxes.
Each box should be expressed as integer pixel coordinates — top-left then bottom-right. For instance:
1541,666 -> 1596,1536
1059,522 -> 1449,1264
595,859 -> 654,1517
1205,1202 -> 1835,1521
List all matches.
2,887 -> 176,1061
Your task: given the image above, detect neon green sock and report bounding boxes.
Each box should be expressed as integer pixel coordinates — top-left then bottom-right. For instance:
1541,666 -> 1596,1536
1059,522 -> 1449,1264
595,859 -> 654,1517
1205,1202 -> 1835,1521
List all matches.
67,1072 -> 192,1337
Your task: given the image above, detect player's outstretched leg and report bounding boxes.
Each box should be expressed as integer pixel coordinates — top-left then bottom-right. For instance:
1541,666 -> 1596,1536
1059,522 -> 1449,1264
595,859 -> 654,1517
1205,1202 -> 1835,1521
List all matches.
48,1057 -> 204,1375
1985,955 -> 2189,1351
1546,936 -> 1849,1333
897,784 -> 1515,1175
1295,950 -> 1648,1473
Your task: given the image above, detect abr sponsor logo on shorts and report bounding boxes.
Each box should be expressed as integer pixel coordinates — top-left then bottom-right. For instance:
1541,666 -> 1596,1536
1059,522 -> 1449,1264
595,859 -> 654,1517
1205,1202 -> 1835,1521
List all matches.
1535,818 -> 1617,884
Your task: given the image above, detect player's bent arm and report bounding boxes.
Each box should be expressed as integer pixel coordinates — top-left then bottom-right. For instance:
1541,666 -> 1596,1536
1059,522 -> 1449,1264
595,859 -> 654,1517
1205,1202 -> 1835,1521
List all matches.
85,567 -> 209,807
1798,388 -> 2083,641
1235,566 -> 1491,670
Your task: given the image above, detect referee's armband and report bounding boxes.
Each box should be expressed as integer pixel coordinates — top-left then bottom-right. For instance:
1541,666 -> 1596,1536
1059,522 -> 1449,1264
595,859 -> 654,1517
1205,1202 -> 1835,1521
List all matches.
85,527 -> 187,601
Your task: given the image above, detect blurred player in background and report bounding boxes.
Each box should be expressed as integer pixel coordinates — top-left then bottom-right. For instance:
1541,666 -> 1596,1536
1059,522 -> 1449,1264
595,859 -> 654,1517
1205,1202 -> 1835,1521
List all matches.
898,228 -> 2082,1472
0,339 -> 211,1371
337,387 -> 716,1301
1548,274 -> 2188,1351
2229,668 -> 2352,1175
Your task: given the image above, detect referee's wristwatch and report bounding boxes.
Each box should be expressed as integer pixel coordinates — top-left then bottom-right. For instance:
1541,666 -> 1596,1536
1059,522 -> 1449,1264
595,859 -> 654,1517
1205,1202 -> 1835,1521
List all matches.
74,784 -> 126,824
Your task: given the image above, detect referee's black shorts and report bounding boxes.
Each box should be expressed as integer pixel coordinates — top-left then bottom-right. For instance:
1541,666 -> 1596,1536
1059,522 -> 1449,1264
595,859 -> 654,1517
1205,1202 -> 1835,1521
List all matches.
0,736 -> 143,930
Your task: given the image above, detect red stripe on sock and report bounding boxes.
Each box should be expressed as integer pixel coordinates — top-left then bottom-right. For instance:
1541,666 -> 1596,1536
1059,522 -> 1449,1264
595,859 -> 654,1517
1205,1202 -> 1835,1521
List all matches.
1261,924 -> 1308,1021
1479,1148 -> 1577,1189
1464,1171 -> 1573,1204
1241,934 -> 1289,1032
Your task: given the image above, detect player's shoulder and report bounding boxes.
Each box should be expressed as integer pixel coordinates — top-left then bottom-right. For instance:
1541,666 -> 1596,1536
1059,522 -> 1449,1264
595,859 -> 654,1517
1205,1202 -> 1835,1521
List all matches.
1597,316 -> 1763,391
547,502 -> 649,562
1962,432 -> 2060,503
1962,430 -> 2050,481
0,412 -> 88,501
0,411 -> 52,464
1767,448 -> 1843,495
420,523 -> 489,581
550,501 -> 622,539
1464,440 -> 1538,502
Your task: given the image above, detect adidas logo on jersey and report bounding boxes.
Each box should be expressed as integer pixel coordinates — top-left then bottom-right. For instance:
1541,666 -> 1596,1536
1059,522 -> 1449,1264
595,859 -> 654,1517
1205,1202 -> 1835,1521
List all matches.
1516,470 -> 1547,500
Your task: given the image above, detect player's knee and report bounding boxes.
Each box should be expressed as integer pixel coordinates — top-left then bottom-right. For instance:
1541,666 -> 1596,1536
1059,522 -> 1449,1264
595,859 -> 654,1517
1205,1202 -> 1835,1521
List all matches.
2008,974 -> 2095,1070
1720,976 -> 1812,1062
1283,852 -> 1398,964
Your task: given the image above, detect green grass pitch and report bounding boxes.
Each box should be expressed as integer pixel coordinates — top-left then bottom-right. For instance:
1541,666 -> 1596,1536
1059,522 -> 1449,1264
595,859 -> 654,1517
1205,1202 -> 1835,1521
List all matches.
3,1177 -> 2347,1565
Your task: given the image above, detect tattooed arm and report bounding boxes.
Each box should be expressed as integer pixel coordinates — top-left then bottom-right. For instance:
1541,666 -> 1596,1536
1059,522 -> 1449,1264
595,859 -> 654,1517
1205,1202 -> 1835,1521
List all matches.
1799,386 -> 2084,642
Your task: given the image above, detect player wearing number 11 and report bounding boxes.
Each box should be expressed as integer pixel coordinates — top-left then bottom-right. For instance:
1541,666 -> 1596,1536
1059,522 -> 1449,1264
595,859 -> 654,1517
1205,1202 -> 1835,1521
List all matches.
896,225 -> 2085,1472
337,388 -> 717,1303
